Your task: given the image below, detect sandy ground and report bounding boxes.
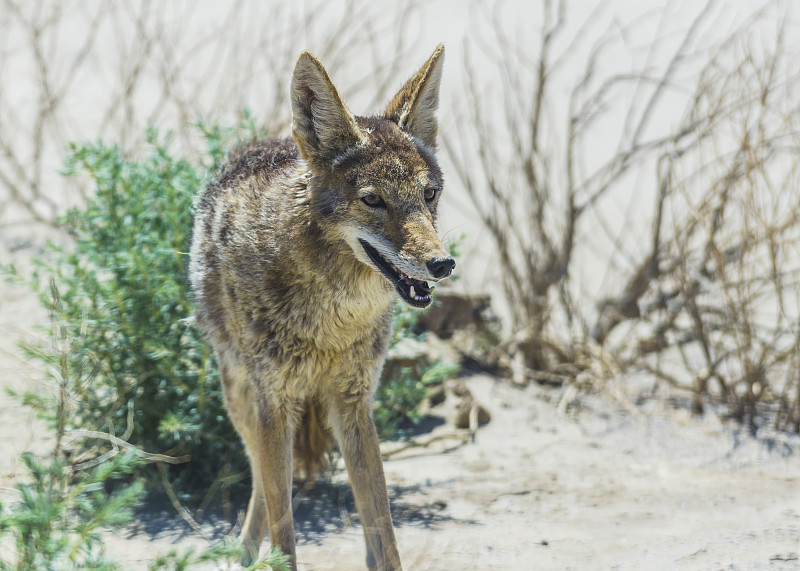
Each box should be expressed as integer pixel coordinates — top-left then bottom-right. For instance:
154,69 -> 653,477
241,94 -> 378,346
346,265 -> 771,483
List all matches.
1,241 -> 799,570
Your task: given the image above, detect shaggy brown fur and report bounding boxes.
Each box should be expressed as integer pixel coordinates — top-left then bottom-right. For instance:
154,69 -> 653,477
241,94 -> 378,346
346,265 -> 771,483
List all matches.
189,45 -> 452,570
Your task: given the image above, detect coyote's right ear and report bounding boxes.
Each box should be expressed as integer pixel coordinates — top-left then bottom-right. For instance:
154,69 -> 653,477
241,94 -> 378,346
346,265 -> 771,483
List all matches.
291,51 -> 364,169
384,44 -> 445,150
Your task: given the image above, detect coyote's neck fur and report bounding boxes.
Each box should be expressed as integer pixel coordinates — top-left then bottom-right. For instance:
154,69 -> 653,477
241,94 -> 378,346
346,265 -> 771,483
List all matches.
193,138 -> 395,361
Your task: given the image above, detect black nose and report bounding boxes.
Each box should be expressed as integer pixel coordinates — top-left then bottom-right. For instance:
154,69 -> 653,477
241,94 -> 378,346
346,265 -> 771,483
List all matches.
427,256 -> 456,279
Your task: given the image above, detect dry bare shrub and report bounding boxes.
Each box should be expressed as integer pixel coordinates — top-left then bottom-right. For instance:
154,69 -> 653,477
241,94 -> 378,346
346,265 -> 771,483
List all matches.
446,0 -> 800,432
446,0 -> 726,373
604,24 -> 800,433
0,0 -> 420,228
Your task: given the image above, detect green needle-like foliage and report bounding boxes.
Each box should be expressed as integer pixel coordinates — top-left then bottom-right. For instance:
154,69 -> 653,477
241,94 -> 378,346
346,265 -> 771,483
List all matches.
49,128 -> 243,494
0,451 -> 143,571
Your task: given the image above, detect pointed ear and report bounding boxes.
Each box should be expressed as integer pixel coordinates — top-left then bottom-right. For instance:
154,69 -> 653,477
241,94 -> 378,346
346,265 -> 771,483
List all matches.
291,51 -> 364,169
384,44 -> 445,150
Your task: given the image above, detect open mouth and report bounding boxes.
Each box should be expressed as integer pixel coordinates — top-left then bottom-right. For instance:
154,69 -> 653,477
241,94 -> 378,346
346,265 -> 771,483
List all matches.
359,239 -> 434,308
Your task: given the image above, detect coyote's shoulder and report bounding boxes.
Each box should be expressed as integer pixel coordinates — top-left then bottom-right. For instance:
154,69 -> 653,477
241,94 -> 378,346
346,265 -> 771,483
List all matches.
188,45 -> 453,570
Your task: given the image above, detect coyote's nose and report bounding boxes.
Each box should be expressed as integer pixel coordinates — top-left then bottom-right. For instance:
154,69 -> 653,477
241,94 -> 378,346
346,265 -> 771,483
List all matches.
427,256 -> 456,279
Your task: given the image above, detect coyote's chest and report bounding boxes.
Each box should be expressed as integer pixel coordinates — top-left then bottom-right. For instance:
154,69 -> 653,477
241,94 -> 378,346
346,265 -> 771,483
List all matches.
235,266 -> 395,399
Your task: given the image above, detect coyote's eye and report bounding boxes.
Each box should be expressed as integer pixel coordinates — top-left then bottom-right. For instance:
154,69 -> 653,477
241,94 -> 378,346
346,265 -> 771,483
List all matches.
362,193 -> 385,207
424,187 -> 438,202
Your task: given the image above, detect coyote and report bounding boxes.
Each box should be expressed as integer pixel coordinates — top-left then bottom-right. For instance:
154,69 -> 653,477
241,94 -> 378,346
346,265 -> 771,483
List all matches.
189,45 -> 453,570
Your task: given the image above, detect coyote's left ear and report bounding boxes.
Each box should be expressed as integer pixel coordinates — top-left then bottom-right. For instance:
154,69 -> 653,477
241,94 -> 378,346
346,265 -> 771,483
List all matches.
291,51 -> 365,169
384,44 -> 445,150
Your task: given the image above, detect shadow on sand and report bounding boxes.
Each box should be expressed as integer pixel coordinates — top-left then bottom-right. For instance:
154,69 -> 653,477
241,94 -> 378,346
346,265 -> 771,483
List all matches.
126,413 -> 473,545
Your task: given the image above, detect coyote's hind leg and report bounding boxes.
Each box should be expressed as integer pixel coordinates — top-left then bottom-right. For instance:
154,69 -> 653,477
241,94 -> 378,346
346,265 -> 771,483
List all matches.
240,460 -> 268,565
217,358 -> 272,566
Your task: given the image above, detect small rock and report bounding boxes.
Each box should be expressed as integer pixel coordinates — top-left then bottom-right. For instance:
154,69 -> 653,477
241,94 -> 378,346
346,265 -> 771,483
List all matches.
416,292 -> 496,339
454,401 -> 491,429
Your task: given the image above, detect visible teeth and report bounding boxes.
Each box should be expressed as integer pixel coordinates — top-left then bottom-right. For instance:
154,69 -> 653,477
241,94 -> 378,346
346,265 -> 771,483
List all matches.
409,285 -> 416,298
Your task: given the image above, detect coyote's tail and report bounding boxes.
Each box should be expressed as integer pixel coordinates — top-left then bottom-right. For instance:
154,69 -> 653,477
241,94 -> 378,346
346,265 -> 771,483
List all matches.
294,401 -> 333,481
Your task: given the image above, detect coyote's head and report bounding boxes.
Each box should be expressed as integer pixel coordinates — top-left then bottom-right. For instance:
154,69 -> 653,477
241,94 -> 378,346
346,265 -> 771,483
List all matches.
290,45 -> 454,309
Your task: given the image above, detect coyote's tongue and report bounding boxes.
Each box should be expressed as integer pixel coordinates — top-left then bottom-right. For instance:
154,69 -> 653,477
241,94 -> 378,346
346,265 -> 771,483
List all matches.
400,272 -> 432,292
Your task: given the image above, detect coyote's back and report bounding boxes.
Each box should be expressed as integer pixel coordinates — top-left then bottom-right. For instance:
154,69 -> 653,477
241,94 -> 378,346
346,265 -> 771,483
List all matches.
189,45 -> 453,571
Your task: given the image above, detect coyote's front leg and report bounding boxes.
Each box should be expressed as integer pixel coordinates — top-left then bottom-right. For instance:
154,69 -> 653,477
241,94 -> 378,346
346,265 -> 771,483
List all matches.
329,394 -> 402,571
253,399 -> 298,569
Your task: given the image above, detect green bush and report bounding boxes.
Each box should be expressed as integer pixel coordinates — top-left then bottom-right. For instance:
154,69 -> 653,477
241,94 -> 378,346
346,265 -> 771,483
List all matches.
9,127 -> 244,496
376,304 -> 459,438
0,451 -> 289,571
0,451 -> 143,571
7,120 -> 455,501
144,542 -> 289,571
